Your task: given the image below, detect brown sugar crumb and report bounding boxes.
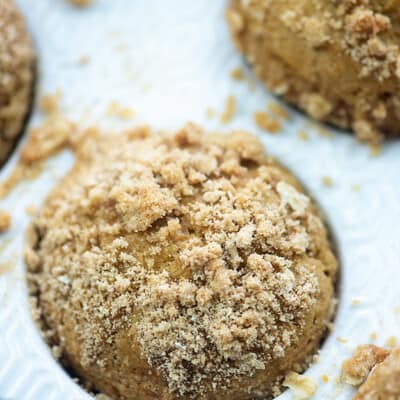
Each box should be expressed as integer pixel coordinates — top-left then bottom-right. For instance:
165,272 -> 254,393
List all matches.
352,184 -> 361,192
39,91 -> 62,115
342,346 -> 400,400
386,336 -> 398,348
352,298 -> 361,306
205,107 -> 215,119
106,101 -> 135,120
78,55 -> 90,65
230,67 -> 245,81
369,143 -> 381,157
341,344 -> 390,386
253,111 -> 280,133
321,374 -> 329,384
337,337 -> 348,344
20,117 -> 75,164
220,95 -> 236,123
322,176 -> 334,187
283,372 -> 317,399
68,0 -> 93,6
370,332 -> 378,341
268,102 -> 289,120
297,131 -> 310,141
27,123 -> 337,399
0,210 -> 10,233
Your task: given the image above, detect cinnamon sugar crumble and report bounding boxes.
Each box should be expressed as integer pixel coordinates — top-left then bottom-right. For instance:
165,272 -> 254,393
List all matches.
27,124 -> 337,398
253,111 -> 280,133
283,372 -> 317,400
0,210 -> 10,233
220,95 -> 236,123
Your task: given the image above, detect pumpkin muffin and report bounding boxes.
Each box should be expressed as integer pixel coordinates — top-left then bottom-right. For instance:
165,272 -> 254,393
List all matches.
0,0 -> 34,163
27,124 -> 337,399
227,0 -> 400,143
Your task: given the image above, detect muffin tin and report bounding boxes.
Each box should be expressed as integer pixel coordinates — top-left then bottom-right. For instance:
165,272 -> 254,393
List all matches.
0,1 -> 399,399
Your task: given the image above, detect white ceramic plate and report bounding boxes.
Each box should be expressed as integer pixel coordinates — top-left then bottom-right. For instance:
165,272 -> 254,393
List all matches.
1,1 -> 400,399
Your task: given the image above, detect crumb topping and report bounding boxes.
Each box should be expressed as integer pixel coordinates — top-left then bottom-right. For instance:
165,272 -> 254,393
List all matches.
0,0 -> 34,163
27,124 -> 336,398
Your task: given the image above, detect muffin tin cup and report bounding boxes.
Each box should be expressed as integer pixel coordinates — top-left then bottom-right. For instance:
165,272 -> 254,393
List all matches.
1,1 -> 399,399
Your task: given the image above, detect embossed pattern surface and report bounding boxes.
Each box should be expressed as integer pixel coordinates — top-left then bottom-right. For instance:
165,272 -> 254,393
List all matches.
0,1 -> 399,399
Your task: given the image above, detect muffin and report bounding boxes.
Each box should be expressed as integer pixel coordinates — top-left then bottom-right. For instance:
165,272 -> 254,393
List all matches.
227,0 -> 400,143
342,345 -> 400,399
0,0 -> 34,163
27,124 -> 337,399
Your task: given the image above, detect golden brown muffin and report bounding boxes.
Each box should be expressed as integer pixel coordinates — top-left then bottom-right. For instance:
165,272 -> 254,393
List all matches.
0,0 -> 34,163
342,345 -> 400,399
227,0 -> 400,143
27,124 -> 337,400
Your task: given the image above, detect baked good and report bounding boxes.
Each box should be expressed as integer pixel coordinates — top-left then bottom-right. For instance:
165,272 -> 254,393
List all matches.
342,345 -> 400,399
227,0 -> 400,143
0,0 -> 34,163
27,124 -> 337,399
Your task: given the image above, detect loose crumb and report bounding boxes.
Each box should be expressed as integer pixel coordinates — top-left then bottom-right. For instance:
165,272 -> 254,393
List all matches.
205,107 -> 215,119
39,91 -> 62,115
230,67 -> 245,81
297,131 -> 310,141
369,143 -> 381,157
322,176 -> 334,187
321,374 -> 329,384
0,210 -> 11,233
25,205 -> 36,217
386,336 -> 398,348
268,102 -> 289,120
68,0 -> 93,6
370,332 -> 378,341
220,95 -> 236,123
337,337 -> 348,344
283,372 -> 317,400
352,298 -> 361,306
78,55 -> 90,65
351,184 -> 361,192
253,111 -> 280,133
106,101 -> 135,120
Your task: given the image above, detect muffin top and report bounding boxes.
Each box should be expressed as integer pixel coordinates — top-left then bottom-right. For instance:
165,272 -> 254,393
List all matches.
0,0 -> 34,162
27,124 -> 337,398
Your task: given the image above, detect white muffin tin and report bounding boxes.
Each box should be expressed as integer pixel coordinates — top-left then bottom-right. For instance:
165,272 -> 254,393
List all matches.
0,1 -> 399,399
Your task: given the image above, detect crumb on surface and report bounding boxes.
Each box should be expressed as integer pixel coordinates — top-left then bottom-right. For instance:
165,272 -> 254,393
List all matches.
106,101 -> 135,120
206,107 -> 215,119
322,176 -> 334,187
39,91 -> 62,115
351,184 -> 361,192
220,95 -> 236,123
230,67 -> 245,81
78,54 -> 90,65
253,111 -> 280,133
369,143 -> 381,157
283,372 -> 317,400
268,102 -> 289,120
386,336 -> 398,348
297,131 -> 309,141
321,374 -> 329,384
68,0 -> 93,7
370,332 -> 378,341
0,210 -> 10,233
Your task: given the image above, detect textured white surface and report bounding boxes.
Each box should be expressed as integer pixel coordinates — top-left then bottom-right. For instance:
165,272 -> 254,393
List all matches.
0,1 -> 399,399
